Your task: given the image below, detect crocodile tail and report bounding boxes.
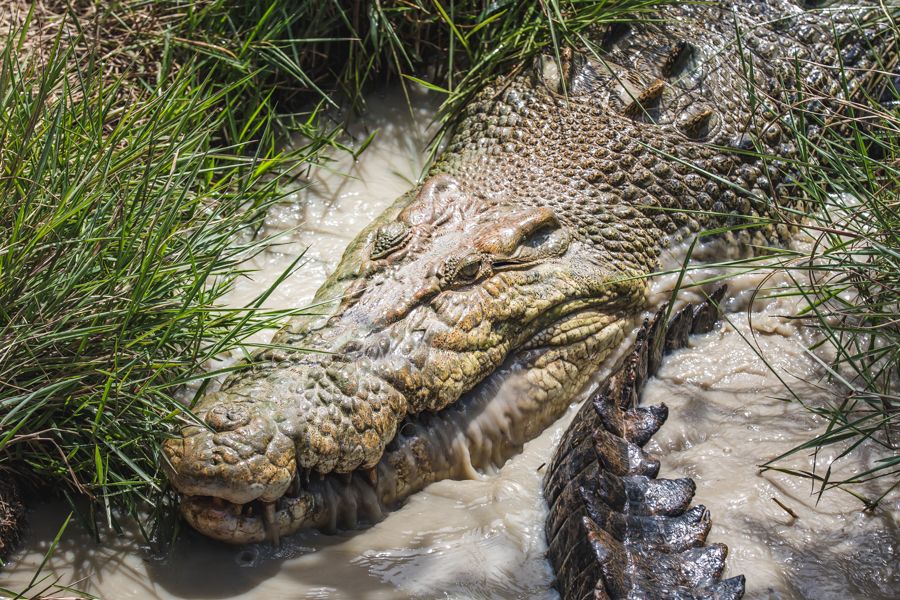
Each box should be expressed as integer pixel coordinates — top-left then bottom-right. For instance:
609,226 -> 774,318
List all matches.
543,286 -> 746,599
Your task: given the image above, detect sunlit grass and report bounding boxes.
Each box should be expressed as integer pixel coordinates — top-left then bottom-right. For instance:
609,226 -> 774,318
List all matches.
0,26 -> 319,551
164,0 -> 674,146
753,91 -> 899,508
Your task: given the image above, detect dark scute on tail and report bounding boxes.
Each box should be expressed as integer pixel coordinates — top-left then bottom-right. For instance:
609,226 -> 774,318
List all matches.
542,286 -> 745,599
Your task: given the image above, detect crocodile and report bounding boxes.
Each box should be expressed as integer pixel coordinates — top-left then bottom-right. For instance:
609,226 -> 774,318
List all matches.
163,0 -> 891,564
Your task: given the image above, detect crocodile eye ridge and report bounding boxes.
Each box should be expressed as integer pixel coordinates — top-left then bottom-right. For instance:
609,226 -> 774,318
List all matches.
371,221 -> 411,259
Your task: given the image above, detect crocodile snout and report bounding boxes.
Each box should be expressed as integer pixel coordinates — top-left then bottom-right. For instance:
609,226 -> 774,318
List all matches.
163,398 -> 296,505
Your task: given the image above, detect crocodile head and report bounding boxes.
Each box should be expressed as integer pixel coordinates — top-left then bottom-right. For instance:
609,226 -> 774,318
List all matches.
163,170 -> 641,543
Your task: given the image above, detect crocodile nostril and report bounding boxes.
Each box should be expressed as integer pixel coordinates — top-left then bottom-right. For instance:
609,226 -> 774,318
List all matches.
205,404 -> 251,432
341,340 -> 362,353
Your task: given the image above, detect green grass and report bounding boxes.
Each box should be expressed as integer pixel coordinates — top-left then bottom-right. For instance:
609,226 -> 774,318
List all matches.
0,19 -> 318,549
163,0 -> 670,146
753,91 -> 899,508
22,0 -> 665,146
749,13 -> 898,508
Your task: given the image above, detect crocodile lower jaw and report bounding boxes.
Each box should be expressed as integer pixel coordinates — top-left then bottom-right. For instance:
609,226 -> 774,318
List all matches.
180,459 -> 385,544
180,493 -> 312,545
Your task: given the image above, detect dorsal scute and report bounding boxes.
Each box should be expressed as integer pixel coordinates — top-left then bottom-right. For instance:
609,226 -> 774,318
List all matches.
535,0 -> 871,151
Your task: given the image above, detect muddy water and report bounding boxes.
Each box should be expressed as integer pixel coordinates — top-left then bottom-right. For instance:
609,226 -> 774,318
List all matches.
645,263 -> 899,599
3,92 -> 897,599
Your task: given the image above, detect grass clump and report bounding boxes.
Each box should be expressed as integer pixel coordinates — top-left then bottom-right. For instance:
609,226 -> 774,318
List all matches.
2,1 -> 673,160
755,88 -> 899,508
0,29 -> 314,545
163,0 -> 671,141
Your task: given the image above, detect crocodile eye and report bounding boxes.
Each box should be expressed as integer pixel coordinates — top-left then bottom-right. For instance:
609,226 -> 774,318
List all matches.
371,221 -> 411,259
453,256 -> 482,284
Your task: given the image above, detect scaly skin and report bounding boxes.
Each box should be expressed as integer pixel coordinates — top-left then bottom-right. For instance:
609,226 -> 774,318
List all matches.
163,0 -> 892,543
543,288 -> 749,599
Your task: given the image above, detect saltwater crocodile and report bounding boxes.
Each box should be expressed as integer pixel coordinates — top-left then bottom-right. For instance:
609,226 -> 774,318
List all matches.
163,0 -> 891,577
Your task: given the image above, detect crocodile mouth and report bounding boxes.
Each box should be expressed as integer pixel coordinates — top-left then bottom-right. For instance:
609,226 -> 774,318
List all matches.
169,301 -> 627,545
162,356 -> 409,537
181,490 -> 308,545
178,459 -> 386,545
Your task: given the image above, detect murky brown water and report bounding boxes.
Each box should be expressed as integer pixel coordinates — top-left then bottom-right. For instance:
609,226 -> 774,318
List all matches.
2,91 -> 896,599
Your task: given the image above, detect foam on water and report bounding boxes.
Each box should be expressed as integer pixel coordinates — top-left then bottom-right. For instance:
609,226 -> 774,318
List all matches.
2,90 -> 896,600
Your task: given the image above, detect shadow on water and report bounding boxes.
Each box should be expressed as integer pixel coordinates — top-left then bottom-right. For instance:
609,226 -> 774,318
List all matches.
145,529 -> 396,599
11,501 -> 403,599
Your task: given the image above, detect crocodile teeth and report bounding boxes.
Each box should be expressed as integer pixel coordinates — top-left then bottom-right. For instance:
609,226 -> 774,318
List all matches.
365,466 -> 378,488
288,472 -> 302,498
263,501 -> 279,547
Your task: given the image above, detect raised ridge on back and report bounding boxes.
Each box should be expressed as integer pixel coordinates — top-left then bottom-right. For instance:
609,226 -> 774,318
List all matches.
543,288 -> 746,599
